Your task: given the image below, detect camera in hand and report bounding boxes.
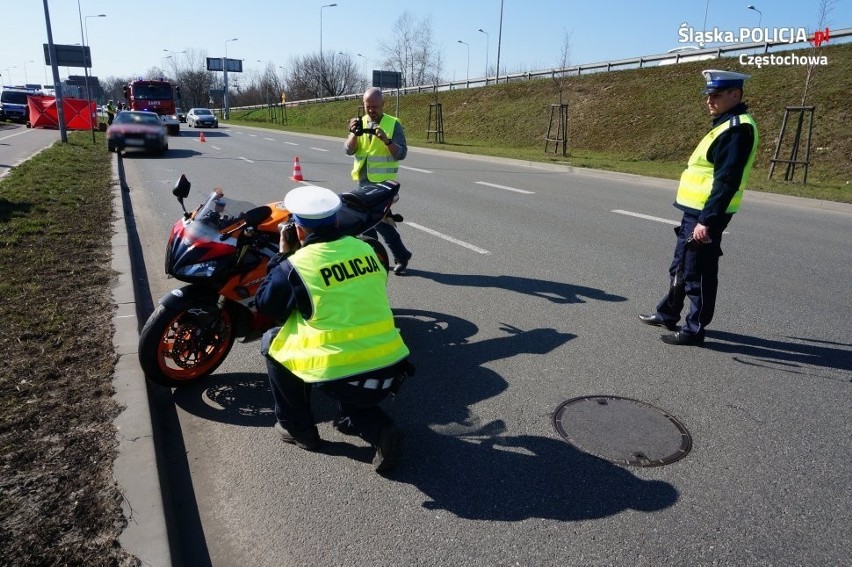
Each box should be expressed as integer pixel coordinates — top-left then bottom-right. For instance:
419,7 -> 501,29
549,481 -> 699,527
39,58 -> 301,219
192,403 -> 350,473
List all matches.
350,117 -> 377,137
281,222 -> 298,245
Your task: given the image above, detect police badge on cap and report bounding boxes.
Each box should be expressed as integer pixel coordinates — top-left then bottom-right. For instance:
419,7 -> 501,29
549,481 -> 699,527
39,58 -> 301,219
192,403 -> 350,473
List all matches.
284,185 -> 342,228
702,69 -> 751,94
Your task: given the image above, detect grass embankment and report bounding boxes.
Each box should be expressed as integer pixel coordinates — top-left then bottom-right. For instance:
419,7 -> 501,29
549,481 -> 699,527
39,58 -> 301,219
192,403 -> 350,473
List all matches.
230,42 -> 851,203
0,132 -> 137,565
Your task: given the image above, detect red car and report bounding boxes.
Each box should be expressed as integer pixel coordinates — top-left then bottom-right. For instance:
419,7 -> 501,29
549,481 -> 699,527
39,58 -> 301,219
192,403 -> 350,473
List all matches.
107,111 -> 169,155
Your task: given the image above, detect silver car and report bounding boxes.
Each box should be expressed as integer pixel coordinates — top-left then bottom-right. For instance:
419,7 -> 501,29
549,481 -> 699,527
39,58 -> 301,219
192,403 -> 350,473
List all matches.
186,108 -> 219,128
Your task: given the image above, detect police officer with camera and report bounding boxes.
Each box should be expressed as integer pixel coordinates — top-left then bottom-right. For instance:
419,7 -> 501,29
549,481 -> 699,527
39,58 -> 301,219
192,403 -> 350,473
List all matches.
256,185 -> 413,473
639,70 -> 759,346
345,87 -> 413,275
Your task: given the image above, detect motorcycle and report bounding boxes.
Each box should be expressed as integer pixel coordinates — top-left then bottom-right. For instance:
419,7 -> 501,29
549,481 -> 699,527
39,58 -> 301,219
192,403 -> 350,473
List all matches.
138,174 -> 401,388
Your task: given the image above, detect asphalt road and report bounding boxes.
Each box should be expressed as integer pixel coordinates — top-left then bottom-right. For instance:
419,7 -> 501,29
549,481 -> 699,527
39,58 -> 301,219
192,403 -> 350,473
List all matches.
120,124 -> 851,566
0,123 -> 59,177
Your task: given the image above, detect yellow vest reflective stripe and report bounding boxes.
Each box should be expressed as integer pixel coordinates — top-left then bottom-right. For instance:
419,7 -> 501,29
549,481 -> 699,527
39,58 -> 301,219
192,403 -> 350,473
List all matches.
676,113 -> 758,213
350,114 -> 401,182
267,237 -> 409,382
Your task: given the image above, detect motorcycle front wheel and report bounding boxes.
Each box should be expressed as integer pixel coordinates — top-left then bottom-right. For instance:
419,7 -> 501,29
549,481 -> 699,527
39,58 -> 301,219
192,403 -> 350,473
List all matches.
139,299 -> 236,388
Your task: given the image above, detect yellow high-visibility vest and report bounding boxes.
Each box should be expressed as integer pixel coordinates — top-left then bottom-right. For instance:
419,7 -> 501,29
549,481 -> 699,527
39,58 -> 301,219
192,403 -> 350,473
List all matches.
267,237 -> 409,382
676,113 -> 758,213
351,113 -> 401,182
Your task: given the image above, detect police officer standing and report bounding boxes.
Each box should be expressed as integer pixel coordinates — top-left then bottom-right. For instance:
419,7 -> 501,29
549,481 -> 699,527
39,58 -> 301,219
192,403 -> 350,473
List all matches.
256,186 -> 412,473
106,99 -> 116,125
639,70 -> 759,346
345,87 -> 413,275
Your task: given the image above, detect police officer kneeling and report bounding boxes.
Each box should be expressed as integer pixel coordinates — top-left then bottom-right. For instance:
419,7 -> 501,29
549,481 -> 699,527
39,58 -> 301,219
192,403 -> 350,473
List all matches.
256,185 -> 412,473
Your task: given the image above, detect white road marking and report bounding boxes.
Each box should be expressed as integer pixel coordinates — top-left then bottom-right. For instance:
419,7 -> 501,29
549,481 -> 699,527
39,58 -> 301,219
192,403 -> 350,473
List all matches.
0,129 -> 33,142
612,209 -> 730,233
239,156 -> 254,163
210,145 -> 221,150
475,181 -> 535,194
264,137 -> 275,141
405,222 -> 490,254
399,165 -> 433,173
284,141 -> 298,146
612,210 -> 679,225
311,147 -> 329,152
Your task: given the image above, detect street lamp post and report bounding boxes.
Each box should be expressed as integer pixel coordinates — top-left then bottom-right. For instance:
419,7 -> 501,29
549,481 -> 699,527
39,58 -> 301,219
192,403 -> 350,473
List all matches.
22,60 -> 35,85
747,4 -> 763,53
457,40 -> 470,83
163,49 -> 186,78
84,13 -> 106,55
257,59 -> 270,107
3,66 -> 18,85
478,28 -> 489,85
224,37 -> 238,118
496,0 -> 504,83
357,53 -> 368,88
747,4 -> 762,28
76,1 -> 99,141
320,3 -> 337,99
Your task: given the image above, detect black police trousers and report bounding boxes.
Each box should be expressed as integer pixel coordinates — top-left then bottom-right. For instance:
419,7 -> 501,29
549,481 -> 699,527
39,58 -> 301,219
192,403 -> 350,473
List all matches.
261,329 -> 401,447
654,212 -> 732,337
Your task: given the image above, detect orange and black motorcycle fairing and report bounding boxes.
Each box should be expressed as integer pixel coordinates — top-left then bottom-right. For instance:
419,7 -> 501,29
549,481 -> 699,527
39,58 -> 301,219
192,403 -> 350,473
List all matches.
138,174 -> 398,388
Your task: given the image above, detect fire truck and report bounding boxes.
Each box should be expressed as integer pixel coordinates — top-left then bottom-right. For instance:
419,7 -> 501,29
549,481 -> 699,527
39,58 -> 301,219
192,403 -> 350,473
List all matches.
122,78 -> 181,135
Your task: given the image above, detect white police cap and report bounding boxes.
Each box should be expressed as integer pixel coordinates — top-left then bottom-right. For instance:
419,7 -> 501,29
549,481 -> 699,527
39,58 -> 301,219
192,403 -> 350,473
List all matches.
703,69 -> 751,94
284,185 -> 341,227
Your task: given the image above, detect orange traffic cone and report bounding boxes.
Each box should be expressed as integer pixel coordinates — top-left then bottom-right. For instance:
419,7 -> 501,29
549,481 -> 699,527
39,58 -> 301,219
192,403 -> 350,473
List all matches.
290,156 -> 304,181
199,131 -> 206,143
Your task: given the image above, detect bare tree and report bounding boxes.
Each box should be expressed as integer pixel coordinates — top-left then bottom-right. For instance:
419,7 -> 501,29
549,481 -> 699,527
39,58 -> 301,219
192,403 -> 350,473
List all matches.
175,49 -> 216,109
378,12 -> 441,87
801,0 -> 838,105
553,29 -> 572,105
284,52 -> 360,100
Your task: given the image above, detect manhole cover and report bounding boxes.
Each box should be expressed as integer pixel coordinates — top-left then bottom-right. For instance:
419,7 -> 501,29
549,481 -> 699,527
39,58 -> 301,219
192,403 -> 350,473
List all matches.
553,395 -> 692,467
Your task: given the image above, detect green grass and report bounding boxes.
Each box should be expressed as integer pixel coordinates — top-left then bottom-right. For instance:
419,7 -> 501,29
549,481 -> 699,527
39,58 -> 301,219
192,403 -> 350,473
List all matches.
229,42 -> 852,203
0,131 -> 136,565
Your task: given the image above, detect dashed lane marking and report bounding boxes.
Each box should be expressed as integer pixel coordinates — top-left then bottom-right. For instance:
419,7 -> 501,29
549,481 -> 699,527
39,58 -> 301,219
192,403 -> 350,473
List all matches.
405,222 -> 490,254
475,181 -> 534,194
612,210 -> 730,234
399,165 -> 433,174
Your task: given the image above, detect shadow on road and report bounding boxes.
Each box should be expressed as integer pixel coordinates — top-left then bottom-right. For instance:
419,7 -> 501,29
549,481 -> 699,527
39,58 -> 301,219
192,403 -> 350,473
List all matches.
414,271 -> 627,304
387,308 -> 678,521
175,307 -> 678,522
705,330 -> 852,378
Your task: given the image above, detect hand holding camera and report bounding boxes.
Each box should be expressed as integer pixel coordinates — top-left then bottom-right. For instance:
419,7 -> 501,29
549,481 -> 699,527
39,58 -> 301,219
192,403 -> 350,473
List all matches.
348,117 -> 377,137
278,221 -> 299,254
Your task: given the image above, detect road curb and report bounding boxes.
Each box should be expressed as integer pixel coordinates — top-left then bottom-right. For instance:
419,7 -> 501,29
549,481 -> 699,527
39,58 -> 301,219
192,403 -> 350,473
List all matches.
110,156 -> 174,567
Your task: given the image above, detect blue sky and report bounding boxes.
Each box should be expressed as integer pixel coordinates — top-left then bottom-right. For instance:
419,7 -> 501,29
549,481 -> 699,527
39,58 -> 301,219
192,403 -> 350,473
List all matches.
2,0 -> 849,87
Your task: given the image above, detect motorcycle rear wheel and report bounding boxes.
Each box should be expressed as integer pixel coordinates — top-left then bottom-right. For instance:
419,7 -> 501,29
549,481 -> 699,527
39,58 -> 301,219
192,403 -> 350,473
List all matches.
139,300 -> 236,388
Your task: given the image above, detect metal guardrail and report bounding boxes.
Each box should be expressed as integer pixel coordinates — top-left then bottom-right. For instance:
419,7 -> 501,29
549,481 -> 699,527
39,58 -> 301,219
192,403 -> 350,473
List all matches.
233,27 -> 851,111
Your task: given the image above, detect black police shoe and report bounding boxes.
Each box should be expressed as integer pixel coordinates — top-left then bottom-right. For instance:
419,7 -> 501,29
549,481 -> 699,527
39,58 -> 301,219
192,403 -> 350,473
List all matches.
274,422 -> 322,451
393,258 -> 409,275
332,416 -> 358,436
373,426 -> 404,473
660,331 -> 705,346
638,313 -> 679,331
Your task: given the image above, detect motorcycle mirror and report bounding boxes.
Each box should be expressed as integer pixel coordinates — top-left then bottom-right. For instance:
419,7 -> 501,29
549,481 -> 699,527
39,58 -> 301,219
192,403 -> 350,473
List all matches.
243,206 -> 272,227
172,175 -> 191,200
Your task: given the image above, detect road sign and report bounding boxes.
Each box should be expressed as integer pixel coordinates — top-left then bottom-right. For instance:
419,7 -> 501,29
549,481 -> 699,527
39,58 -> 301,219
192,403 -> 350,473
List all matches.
207,58 -> 243,73
43,44 -> 91,68
372,70 -> 401,89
